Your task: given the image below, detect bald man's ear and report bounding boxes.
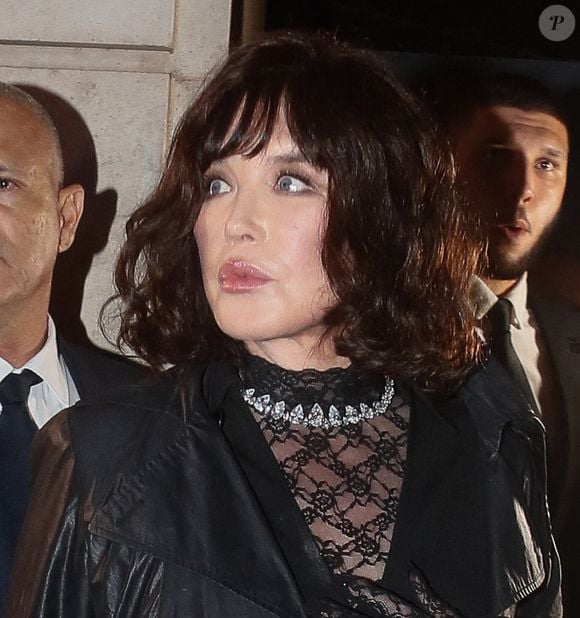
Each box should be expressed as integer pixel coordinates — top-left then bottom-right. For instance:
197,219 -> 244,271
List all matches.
57,184 -> 84,253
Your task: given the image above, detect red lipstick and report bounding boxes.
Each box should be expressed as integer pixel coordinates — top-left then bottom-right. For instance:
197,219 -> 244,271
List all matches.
218,260 -> 272,293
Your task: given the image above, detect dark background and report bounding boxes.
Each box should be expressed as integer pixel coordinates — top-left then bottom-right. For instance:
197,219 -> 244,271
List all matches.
265,0 -> 580,61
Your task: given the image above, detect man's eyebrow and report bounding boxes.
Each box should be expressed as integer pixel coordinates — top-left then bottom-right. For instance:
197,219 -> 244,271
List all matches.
0,163 -> 23,175
544,147 -> 568,160
483,139 -> 509,150
485,143 -> 568,161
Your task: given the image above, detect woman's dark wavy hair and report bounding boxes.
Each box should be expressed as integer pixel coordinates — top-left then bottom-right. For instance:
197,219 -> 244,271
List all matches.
112,32 -> 484,394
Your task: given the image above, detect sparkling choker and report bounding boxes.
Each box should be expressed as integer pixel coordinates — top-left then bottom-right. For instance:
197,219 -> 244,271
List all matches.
242,378 -> 395,429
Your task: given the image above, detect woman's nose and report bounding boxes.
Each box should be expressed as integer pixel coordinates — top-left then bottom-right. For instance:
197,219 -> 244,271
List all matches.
224,187 -> 267,243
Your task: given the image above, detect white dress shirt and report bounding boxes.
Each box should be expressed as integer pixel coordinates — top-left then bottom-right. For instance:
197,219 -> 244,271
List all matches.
472,273 -> 556,418
0,318 -> 80,428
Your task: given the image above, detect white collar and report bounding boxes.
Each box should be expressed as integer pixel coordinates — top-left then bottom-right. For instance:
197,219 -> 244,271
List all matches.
471,274 -> 528,329
0,317 -> 69,405
502,273 -> 529,329
471,276 -> 498,321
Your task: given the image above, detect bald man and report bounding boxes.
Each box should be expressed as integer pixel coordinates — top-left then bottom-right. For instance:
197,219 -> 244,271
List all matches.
0,84 -> 146,610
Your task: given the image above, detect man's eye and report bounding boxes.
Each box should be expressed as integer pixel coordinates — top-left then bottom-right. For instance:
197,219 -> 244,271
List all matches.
277,175 -> 309,193
537,160 -> 555,171
207,178 -> 231,196
0,178 -> 14,191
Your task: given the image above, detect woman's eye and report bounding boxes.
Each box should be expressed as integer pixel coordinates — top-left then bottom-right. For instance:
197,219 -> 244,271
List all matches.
277,175 -> 309,193
207,178 -> 231,196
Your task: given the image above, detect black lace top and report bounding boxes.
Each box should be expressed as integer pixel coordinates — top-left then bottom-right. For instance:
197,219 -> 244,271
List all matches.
239,355 -> 410,585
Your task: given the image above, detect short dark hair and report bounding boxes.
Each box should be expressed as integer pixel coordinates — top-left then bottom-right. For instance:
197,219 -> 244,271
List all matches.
436,71 -> 569,133
111,32 -> 483,394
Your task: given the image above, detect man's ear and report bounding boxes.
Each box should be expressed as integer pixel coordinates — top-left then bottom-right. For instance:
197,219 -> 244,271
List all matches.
57,184 -> 84,253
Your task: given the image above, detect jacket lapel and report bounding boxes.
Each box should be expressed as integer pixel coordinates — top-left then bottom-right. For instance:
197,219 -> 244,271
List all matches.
200,361 -> 348,613
89,362 -> 306,617
219,383 -> 347,614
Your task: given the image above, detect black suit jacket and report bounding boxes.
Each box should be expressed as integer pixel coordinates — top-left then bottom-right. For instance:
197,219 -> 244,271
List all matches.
57,338 -> 148,402
529,292 -> 580,616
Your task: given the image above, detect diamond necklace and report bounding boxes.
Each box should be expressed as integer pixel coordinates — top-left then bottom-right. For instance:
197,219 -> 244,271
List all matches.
242,378 -> 395,430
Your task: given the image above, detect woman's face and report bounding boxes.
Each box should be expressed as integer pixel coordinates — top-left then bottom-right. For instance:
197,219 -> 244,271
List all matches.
194,121 -> 340,369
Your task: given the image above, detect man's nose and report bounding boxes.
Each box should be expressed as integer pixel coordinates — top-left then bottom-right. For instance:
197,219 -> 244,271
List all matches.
501,157 -> 534,213
517,165 -> 535,206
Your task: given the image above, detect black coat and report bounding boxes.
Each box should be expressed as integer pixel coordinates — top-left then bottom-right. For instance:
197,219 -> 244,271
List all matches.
529,293 -> 580,616
7,359 -> 561,617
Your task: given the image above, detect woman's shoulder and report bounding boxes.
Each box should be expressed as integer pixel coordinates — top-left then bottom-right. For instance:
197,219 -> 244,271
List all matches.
32,362 -> 208,502
45,359 -> 241,498
459,358 -> 539,423
68,357 -> 241,421
67,361 -> 208,447
447,358 -> 543,455
405,357 -> 541,457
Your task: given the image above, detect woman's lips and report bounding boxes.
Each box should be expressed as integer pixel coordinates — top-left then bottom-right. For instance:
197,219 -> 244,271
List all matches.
218,260 -> 272,292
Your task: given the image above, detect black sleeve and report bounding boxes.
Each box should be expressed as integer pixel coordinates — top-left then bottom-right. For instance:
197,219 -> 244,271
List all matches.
6,410 -> 95,617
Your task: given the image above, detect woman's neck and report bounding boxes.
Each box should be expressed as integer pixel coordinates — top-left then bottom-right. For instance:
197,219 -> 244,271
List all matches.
244,336 -> 350,372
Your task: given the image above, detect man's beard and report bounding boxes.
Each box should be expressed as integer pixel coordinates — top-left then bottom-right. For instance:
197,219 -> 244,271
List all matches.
486,215 -> 559,281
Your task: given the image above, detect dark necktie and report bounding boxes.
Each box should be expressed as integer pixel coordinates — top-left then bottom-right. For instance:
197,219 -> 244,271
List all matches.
0,370 -> 41,610
487,298 -> 538,413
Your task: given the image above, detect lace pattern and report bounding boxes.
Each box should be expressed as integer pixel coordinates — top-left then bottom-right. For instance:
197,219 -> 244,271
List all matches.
317,572 -> 517,617
240,355 -> 409,583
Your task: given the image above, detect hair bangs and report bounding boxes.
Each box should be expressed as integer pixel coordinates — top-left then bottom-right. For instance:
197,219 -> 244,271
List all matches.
198,82 -> 289,170
280,92 -> 332,173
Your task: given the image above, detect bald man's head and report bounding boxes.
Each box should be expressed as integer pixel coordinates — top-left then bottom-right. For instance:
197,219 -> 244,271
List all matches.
0,83 -> 84,358
0,83 -> 64,189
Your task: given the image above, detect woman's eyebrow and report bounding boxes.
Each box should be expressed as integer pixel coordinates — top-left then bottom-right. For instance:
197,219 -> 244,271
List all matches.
266,152 -> 309,166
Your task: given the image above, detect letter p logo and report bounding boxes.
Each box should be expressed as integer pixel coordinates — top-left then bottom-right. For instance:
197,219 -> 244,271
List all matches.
549,14 -> 565,30
539,5 -> 576,41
